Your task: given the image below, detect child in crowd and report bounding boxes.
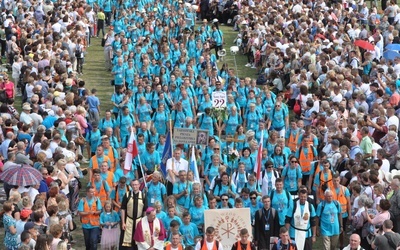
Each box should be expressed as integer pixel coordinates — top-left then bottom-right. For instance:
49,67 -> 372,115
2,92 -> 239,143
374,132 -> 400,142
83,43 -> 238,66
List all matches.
163,206 -> 183,231
100,200 -> 120,250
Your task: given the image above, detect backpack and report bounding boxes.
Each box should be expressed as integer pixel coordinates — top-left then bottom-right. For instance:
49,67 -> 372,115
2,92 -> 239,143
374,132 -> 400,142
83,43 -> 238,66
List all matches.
258,207 -> 277,222
262,169 -> 279,179
270,106 -> 287,122
256,73 -> 268,85
319,170 -> 333,192
75,44 -> 82,58
318,200 -> 341,226
119,113 -> 135,127
270,189 -> 291,208
384,232 -> 400,249
172,110 -> 187,125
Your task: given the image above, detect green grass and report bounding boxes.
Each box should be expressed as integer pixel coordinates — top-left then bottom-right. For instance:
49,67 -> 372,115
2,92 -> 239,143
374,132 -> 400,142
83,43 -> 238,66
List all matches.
217,25 -> 258,77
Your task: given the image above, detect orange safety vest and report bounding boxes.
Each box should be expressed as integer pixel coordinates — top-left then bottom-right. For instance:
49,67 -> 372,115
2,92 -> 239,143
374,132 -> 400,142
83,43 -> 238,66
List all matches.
104,146 -> 116,173
81,198 -> 100,226
298,146 -> 314,173
287,130 -> 300,152
91,155 -> 111,171
332,185 -> 348,214
114,184 -> 129,212
313,162 -> 322,181
102,171 -> 114,188
317,170 -> 334,200
201,240 -> 218,250
165,244 -> 183,250
236,241 -> 251,250
92,180 -> 108,206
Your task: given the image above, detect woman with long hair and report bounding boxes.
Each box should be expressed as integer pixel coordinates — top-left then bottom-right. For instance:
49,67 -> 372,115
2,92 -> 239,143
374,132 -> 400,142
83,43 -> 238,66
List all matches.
34,234 -> 52,250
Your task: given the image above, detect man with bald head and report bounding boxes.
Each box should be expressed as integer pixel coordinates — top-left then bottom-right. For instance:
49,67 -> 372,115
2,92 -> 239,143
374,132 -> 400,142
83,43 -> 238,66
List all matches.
349,137 -> 362,160
343,234 -> 362,250
15,141 -> 33,165
316,189 -> 342,250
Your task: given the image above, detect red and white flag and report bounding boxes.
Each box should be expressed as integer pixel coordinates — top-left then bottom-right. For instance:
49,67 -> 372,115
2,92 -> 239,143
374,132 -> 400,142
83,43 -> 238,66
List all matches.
124,131 -> 138,171
253,130 -> 264,181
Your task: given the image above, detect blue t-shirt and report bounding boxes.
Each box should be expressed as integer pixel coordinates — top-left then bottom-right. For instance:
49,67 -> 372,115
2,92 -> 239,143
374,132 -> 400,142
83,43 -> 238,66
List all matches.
147,182 -> 167,207
173,181 -> 192,206
100,211 -> 120,225
189,206 -> 207,227
180,223 -> 200,246
271,190 -> 293,226
281,166 -> 303,192
163,215 -> 183,231
316,201 -> 341,236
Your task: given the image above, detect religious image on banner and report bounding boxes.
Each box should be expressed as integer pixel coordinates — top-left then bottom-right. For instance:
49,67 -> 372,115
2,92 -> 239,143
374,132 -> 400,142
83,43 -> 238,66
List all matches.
204,208 -> 252,250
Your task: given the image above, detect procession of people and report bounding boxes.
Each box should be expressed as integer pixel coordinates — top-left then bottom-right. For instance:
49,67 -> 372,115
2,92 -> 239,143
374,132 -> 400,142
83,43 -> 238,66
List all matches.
2,0 -> 400,250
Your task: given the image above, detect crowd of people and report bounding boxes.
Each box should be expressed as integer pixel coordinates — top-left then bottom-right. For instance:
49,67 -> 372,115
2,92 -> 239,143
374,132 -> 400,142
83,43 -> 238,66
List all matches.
2,0 -> 400,250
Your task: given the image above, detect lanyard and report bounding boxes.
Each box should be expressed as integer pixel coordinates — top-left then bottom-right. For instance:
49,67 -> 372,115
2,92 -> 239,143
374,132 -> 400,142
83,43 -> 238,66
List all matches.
263,208 -> 271,222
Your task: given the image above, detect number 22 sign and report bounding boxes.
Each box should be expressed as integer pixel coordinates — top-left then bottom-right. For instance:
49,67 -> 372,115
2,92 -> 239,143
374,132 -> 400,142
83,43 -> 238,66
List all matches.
212,91 -> 227,108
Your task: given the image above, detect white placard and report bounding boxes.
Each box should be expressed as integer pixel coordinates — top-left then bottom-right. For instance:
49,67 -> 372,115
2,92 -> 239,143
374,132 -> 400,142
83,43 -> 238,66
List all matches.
204,208 -> 252,250
173,128 -> 209,146
212,91 -> 227,108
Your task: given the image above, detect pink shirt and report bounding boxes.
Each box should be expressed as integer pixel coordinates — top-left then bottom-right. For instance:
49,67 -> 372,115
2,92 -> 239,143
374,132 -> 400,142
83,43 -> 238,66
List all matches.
371,210 -> 390,227
75,114 -> 88,134
3,81 -> 14,98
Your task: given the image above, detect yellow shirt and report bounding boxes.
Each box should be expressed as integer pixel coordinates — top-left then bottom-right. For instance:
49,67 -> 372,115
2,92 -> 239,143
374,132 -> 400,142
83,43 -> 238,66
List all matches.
97,12 -> 106,21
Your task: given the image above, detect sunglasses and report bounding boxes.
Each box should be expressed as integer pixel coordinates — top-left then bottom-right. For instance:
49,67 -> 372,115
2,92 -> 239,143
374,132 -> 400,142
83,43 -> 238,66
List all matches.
214,148 -> 220,150
221,199 -> 228,201
250,197 -> 257,200
276,105 -> 280,107
291,161 -> 298,163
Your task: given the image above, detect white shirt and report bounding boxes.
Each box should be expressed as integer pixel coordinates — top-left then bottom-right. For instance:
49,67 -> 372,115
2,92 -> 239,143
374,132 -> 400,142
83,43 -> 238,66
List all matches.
52,22 -> 62,33
30,112 -> 43,134
166,157 -> 189,183
387,115 -> 399,130
20,111 -> 33,126
195,240 -> 224,250
394,62 -> 400,78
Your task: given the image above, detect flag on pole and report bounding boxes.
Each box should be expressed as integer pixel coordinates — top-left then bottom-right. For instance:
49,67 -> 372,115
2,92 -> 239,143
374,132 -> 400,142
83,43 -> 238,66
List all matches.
253,130 -> 264,181
124,131 -> 138,171
190,146 -> 200,183
160,130 -> 172,177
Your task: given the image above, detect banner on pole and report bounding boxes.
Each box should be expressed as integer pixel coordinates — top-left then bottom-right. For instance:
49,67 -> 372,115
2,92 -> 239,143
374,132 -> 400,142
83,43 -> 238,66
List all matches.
173,128 -> 209,146
204,208 -> 252,250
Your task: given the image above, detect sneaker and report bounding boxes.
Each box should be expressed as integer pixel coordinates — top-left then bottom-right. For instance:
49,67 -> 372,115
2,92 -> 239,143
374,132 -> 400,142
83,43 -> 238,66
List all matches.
251,65 -> 257,69
245,63 -> 251,67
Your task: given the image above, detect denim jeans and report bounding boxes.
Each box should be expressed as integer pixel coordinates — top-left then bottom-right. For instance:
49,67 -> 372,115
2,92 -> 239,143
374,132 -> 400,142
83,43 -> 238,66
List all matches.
83,227 -> 100,250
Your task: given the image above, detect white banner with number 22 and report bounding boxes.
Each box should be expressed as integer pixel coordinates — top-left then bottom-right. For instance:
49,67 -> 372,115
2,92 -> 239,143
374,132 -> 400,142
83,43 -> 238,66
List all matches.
212,91 -> 227,108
